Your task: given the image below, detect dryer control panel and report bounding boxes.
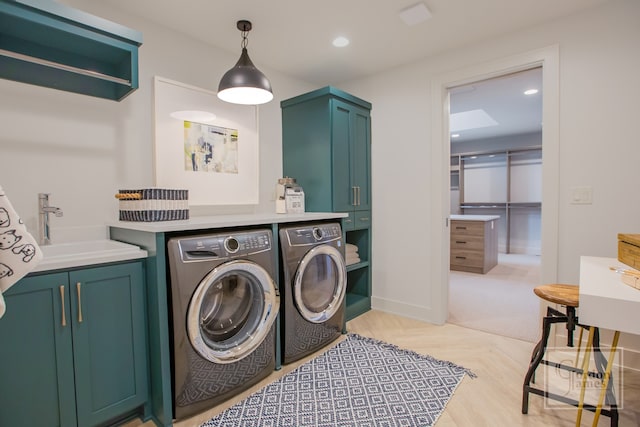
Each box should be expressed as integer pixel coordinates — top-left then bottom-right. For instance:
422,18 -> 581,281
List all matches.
177,230 -> 272,261
283,223 -> 342,247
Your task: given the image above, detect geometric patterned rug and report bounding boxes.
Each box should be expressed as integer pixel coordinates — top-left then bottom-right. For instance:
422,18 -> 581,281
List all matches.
201,333 -> 476,427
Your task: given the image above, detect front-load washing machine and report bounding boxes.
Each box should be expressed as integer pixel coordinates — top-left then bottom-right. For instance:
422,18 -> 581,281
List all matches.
167,229 -> 279,420
279,222 -> 347,364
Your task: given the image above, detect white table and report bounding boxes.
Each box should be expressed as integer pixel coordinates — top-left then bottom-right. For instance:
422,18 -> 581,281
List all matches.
577,256 -> 640,426
579,256 -> 640,335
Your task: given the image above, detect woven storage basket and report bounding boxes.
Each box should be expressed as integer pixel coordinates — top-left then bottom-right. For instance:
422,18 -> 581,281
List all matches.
116,188 -> 189,222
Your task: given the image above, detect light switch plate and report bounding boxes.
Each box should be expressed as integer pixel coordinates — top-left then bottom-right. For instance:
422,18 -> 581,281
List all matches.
570,186 -> 593,204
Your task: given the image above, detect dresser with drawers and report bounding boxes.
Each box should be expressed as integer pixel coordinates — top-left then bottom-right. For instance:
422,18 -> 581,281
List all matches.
450,215 -> 499,274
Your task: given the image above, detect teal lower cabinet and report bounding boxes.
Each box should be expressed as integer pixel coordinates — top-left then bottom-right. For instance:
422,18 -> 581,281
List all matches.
0,261 -> 149,427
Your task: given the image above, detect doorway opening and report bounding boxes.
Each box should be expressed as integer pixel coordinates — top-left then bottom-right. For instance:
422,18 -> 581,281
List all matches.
447,67 -> 543,342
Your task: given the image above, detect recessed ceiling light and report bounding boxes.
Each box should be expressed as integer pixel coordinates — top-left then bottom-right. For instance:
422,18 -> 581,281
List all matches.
451,133 -> 460,138
333,36 -> 350,47
399,2 -> 433,26
524,89 -> 539,95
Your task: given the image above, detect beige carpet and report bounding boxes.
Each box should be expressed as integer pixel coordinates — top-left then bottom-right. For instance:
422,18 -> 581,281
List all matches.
448,253 -> 541,343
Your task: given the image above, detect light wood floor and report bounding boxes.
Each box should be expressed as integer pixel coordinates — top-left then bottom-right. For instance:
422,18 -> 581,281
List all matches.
126,310 -> 640,427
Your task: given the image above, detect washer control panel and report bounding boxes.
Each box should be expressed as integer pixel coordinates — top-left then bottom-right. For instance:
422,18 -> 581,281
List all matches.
177,230 -> 272,261
284,223 -> 342,246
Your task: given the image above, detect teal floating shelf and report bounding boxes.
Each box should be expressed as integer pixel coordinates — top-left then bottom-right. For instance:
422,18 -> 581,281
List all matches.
0,0 -> 143,101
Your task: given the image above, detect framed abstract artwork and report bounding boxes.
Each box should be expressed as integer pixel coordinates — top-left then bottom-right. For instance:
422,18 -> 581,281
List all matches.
153,76 -> 259,205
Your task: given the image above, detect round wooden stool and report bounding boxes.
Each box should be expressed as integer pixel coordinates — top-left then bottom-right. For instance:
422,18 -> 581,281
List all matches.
533,283 -> 579,307
522,284 -> 619,426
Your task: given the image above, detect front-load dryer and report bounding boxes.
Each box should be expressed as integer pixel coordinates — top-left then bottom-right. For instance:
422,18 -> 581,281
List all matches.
167,229 -> 279,420
279,222 -> 347,364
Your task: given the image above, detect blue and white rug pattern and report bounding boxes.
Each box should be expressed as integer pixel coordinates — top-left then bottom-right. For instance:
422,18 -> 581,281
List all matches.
201,333 -> 475,427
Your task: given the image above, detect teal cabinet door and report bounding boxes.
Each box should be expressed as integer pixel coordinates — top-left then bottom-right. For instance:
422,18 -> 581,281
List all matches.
331,100 -> 353,212
0,272 -> 77,427
332,100 -> 371,214
71,263 -> 148,427
351,105 -> 371,212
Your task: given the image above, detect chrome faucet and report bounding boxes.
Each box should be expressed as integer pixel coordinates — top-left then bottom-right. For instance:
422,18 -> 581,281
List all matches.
38,193 -> 63,245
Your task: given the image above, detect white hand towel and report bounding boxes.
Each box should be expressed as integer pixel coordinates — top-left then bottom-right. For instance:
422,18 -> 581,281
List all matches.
346,254 -> 361,265
0,186 -> 43,318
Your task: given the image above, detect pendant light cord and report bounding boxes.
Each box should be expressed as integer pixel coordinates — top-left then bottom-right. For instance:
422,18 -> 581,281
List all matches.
241,25 -> 249,49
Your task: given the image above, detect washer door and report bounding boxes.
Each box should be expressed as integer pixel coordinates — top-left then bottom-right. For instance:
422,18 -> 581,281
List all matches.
187,260 -> 279,364
293,244 -> 347,323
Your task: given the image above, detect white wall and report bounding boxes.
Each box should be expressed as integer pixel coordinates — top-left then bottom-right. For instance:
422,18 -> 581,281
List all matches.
1,0 -> 639,349
342,0 -> 640,348
0,0 -> 316,240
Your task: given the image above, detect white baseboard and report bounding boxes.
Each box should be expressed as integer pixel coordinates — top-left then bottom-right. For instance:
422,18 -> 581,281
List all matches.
504,245 -> 541,255
371,296 -> 443,325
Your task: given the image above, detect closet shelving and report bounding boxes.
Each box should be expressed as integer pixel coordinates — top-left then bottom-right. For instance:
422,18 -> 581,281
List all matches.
451,146 -> 542,254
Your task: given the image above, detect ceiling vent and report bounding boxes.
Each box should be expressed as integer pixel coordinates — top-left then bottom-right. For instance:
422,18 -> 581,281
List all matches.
399,2 -> 433,26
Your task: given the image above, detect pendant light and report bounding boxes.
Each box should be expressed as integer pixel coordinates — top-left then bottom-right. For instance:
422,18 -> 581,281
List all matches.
217,20 -> 273,105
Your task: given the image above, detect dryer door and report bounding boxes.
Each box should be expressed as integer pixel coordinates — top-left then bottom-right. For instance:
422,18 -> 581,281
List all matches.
187,259 -> 279,364
293,244 -> 347,323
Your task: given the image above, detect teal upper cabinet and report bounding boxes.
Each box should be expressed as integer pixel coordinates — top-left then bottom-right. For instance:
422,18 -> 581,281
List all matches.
282,86 -> 372,223
0,0 -> 142,100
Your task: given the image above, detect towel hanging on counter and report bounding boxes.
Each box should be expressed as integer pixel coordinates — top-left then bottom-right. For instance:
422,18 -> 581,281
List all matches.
0,186 -> 43,319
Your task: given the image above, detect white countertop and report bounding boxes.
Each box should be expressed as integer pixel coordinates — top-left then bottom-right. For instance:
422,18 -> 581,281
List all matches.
33,240 -> 148,273
579,256 -> 640,335
450,214 -> 500,222
108,212 -> 348,233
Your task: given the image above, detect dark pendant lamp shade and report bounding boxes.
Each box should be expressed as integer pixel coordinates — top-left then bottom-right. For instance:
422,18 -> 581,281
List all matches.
218,20 -> 273,105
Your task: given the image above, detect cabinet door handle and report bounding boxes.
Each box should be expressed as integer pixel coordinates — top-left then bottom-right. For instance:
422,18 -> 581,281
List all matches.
59,285 -> 66,327
352,187 -> 357,206
455,226 -> 467,230
357,186 -> 361,206
455,256 -> 467,260
360,217 -> 370,222
76,282 -> 83,323
455,241 -> 467,244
